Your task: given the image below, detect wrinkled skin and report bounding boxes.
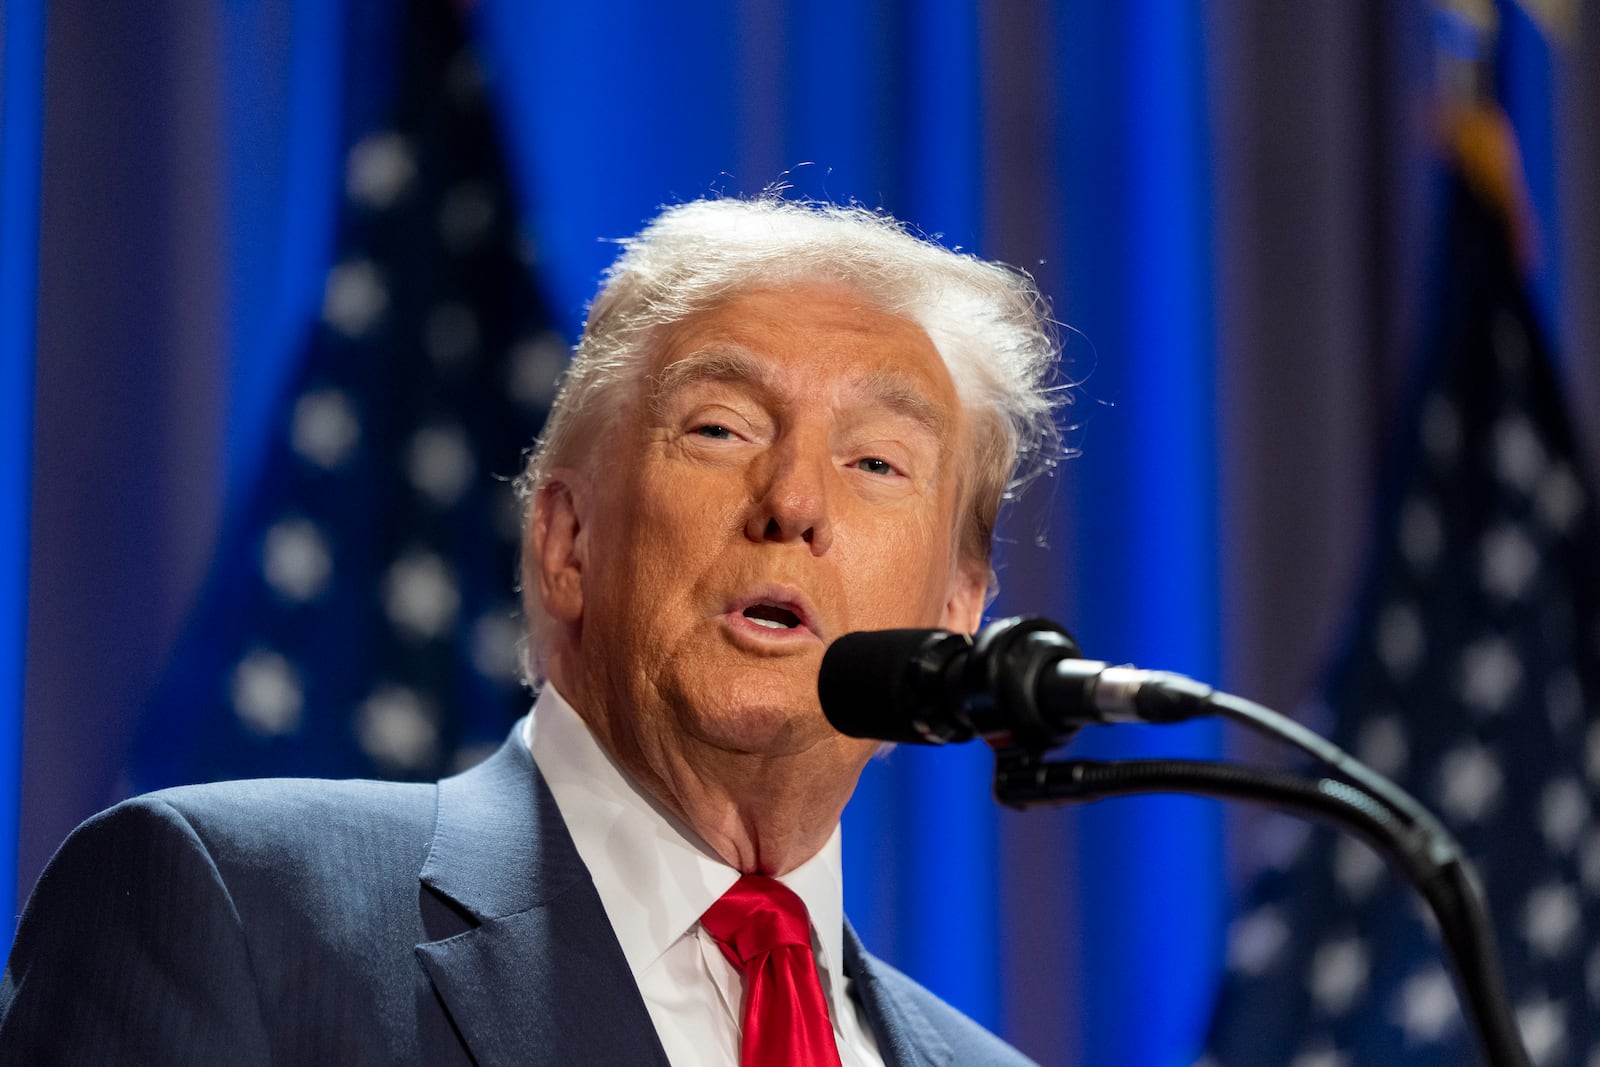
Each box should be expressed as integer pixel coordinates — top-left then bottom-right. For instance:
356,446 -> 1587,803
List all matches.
531,284 -> 987,874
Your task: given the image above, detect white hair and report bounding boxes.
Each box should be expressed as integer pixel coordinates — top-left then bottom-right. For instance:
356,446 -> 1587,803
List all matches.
516,195 -> 1065,679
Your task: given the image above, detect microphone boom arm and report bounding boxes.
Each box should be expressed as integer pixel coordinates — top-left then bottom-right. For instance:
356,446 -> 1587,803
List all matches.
819,616 -> 1533,1065
990,745 -> 1527,1067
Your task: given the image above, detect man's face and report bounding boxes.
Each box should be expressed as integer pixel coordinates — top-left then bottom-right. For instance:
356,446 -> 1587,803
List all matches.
535,283 -> 986,779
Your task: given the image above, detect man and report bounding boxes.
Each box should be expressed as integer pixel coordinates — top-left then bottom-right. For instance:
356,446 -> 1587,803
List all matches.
1,197 -> 1060,1064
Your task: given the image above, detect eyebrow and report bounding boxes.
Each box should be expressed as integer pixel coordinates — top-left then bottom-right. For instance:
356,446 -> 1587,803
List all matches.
847,368 -> 952,439
649,347 -> 773,413
649,346 -> 952,439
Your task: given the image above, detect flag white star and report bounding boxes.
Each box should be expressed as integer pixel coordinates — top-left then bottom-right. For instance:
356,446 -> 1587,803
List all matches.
1308,935 -> 1371,1016
1494,414 -> 1546,493
290,388 -> 361,469
1288,1046 -> 1350,1067
383,550 -> 460,641
261,517 -> 333,603
1332,837 -> 1385,902
1537,463 -> 1584,534
1457,637 -> 1523,715
1354,713 -> 1409,778
1538,778 -> 1589,853
231,648 -> 304,736
1228,905 -> 1290,976
322,258 -> 389,338
1515,995 -> 1567,1065
406,424 -> 476,508
1480,523 -> 1539,601
1523,882 -> 1581,959
1434,743 -> 1504,823
345,131 -> 416,209
1390,965 -> 1460,1045
357,684 -> 438,772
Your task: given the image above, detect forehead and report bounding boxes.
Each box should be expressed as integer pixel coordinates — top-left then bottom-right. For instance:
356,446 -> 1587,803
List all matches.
647,284 -> 960,416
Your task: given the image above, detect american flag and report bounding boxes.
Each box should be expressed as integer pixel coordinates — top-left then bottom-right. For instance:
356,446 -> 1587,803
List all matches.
1203,168 -> 1600,1065
128,0 -> 559,790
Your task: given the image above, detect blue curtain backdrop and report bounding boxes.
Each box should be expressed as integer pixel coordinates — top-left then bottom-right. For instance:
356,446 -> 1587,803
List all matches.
471,3 -> 1225,1059
8,2 -> 1597,1065
0,0 -> 48,947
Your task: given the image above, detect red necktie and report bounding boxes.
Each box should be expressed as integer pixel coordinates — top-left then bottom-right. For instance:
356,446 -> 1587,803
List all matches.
701,874 -> 845,1067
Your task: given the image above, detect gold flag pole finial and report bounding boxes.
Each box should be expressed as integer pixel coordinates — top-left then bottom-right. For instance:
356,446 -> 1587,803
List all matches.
1431,0 -> 1542,276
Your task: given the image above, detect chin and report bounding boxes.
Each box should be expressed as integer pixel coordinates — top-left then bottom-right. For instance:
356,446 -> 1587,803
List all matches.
678,678 -> 829,757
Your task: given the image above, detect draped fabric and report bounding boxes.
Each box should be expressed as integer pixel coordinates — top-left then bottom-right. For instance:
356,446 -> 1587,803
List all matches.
8,1 -> 1599,1064
0,0 -> 48,941
1208,159 -> 1600,1067
126,0 -> 557,792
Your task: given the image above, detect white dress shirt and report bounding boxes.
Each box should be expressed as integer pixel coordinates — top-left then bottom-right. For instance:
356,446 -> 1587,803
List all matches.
524,685 -> 886,1067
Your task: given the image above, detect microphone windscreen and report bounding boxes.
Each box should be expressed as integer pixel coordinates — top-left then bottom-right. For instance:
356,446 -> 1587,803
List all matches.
818,628 -> 967,744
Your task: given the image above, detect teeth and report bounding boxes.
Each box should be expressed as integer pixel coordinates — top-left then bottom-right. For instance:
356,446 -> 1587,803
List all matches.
749,617 -> 787,630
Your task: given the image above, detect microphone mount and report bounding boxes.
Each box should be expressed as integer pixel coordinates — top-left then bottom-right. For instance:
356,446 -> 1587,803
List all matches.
820,616 -> 1531,1067
822,616 -> 1223,750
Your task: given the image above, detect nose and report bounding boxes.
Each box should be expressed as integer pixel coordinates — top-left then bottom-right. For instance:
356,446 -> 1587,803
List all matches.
745,436 -> 834,554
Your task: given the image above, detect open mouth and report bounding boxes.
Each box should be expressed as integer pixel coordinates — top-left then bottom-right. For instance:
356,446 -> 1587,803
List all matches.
741,603 -> 803,630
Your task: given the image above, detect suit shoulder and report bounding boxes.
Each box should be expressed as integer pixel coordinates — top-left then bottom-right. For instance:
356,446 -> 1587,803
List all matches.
141,775 -> 435,832
86,777 -> 438,883
55,778 -> 444,974
858,952 -> 1038,1066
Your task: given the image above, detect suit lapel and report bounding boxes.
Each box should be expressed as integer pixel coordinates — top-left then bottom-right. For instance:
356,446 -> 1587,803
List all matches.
415,726 -> 949,1067
413,727 -> 670,1067
844,921 -> 953,1067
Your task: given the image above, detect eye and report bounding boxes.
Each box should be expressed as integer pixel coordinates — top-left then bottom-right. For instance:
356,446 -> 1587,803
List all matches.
693,424 -> 736,440
854,457 -> 896,476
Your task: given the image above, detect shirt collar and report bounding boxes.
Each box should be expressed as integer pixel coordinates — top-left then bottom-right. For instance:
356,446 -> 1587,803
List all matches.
524,685 -> 850,1016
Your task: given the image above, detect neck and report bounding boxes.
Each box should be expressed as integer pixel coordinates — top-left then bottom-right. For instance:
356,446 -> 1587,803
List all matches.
635,744 -> 857,875
547,657 -> 868,876
587,703 -> 859,876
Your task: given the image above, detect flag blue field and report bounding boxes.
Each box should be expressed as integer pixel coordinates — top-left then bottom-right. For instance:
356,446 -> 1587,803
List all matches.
1204,165 -> 1600,1064
129,0 -> 559,792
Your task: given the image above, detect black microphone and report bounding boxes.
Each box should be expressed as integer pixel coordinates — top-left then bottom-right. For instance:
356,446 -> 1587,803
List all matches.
819,616 -> 1216,750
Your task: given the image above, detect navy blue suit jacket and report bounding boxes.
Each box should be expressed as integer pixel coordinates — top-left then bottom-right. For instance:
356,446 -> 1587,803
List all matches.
1,727 -> 1032,1065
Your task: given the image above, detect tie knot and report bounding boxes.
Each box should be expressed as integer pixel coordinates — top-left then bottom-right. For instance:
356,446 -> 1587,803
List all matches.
701,874 -> 814,967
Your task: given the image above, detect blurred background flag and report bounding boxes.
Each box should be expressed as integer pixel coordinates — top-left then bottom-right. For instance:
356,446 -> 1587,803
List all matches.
12,0 -> 1599,1061
128,0 -> 559,791
1203,100 -> 1600,1066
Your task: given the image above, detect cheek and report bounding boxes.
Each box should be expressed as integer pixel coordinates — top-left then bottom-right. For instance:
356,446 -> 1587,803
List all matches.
839,516 -> 957,626
608,468 -> 744,588
638,467 -> 748,542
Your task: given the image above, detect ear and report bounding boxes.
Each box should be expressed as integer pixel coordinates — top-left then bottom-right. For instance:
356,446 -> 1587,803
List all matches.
937,560 -> 988,635
529,471 -> 589,623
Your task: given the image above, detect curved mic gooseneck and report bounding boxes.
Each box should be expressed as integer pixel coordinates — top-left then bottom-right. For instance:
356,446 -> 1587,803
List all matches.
819,616 -> 1530,1067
